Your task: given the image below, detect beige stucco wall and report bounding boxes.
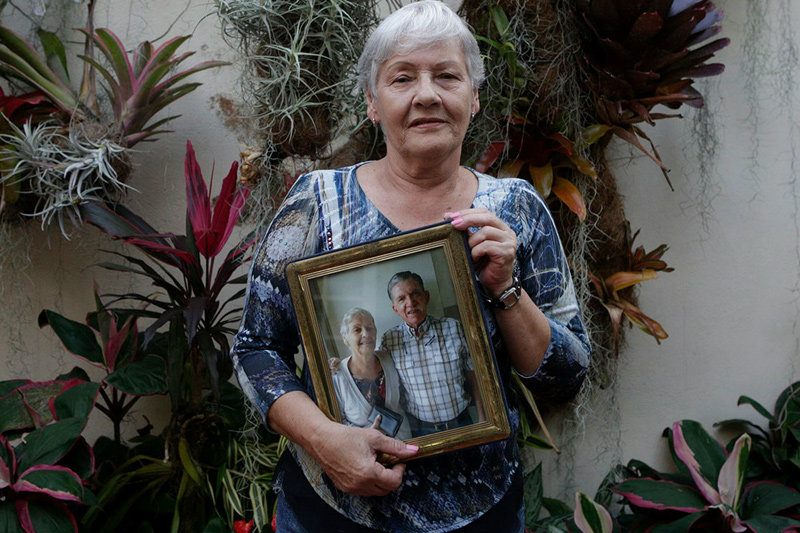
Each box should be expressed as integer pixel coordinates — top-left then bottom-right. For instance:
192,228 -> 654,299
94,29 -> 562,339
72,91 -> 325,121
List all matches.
1,0 -> 798,505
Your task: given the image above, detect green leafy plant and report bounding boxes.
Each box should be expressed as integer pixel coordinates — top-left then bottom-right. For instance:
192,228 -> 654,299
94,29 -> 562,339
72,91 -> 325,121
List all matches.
0,376 -> 98,532
38,283 -> 168,445
573,0 -> 730,185
80,141 -> 252,413
716,381 -> 800,491
613,419 -> 800,531
77,142 -> 254,532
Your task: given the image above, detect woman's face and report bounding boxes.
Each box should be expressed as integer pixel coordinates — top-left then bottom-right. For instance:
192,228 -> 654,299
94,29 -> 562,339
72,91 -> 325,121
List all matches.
342,315 -> 377,360
367,39 -> 479,163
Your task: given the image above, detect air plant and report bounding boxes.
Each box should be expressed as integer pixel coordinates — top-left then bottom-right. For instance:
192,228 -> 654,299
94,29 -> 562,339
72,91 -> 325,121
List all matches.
0,20 -> 226,235
0,120 -> 131,235
588,222 -> 673,352
573,0 -> 730,185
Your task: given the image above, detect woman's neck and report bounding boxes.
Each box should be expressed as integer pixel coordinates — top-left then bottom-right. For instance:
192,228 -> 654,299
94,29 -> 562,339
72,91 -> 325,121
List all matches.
357,154 -> 478,231
347,354 -> 382,380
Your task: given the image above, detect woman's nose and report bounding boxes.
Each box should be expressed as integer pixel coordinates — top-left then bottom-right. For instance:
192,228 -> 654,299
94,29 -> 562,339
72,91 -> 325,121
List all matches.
414,75 -> 440,106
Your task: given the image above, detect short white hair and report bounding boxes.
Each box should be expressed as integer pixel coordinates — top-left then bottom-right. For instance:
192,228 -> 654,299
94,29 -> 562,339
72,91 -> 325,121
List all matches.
357,0 -> 485,97
340,307 -> 375,338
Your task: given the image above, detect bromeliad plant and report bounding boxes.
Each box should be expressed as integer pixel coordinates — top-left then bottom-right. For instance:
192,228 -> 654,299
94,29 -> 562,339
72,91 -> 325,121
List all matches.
475,121 -> 605,222
613,420 -> 800,532
573,0 -> 730,184
588,222 -> 672,354
0,4 -> 225,234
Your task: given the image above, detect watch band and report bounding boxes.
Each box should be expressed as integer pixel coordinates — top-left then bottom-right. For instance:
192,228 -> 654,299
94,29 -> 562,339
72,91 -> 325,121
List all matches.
483,276 -> 522,310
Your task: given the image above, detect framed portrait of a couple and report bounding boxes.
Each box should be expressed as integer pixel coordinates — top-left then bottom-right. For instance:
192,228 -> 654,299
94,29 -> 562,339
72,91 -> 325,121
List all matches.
286,222 -> 510,461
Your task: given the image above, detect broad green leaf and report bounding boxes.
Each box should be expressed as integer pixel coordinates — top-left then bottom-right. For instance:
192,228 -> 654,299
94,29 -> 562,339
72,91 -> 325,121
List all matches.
740,481 -> 800,518
16,465 -> 83,502
40,310 -> 103,367
736,395 -> 775,422
574,491 -> 613,533
614,479 -> 706,512
743,514 -> 800,532
523,464 -> 543,527
18,499 -> 77,533
0,500 -> 25,533
542,496 -> 572,516
17,418 -> 86,472
105,355 -> 167,395
649,512 -> 706,532
0,390 -> 37,433
55,367 -> 90,382
0,380 -> 28,397
201,517 -> 228,533
57,437 -> 94,480
53,382 -> 98,420
37,29 -> 69,82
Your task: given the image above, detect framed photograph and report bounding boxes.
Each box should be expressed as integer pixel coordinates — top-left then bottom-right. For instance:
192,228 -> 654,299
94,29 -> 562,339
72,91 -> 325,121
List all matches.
286,222 -> 510,461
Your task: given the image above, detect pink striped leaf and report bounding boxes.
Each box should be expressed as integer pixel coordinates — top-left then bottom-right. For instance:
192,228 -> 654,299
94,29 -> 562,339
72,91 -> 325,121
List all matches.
717,433 -> 750,509
613,478 -> 707,512
574,491 -> 613,533
671,420 -> 727,504
14,465 -> 83,502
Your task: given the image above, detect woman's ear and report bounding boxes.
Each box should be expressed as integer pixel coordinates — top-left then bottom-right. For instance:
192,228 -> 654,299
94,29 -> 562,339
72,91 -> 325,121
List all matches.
366,91 -> 379,124
471,88 -> 480,117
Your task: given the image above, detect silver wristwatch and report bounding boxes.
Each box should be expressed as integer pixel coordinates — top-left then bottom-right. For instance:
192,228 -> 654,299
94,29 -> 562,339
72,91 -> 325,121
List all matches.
484,276 -> 522,310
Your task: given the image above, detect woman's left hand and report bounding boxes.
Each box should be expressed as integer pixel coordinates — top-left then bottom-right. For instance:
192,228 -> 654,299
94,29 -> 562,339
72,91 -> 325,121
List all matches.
445,208 -> 517,297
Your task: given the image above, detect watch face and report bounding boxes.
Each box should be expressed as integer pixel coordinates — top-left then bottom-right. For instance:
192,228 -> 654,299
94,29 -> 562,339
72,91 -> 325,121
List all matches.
499,289 -> 519,308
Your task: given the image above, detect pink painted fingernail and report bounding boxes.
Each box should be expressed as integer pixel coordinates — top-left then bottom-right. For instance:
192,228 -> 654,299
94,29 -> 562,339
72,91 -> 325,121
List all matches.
406,444 -> 419,452
451,217 -> 464,226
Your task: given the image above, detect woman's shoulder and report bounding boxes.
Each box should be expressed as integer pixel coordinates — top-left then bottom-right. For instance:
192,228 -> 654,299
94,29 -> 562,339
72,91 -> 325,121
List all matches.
470,169 -> 549,214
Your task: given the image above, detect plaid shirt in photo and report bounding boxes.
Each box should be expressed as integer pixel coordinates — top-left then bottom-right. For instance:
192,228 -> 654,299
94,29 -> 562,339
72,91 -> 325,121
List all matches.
380,316 -> 473,422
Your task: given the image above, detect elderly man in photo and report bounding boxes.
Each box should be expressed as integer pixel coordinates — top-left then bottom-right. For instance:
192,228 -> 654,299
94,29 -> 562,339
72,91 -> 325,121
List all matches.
380,271 -> 484,437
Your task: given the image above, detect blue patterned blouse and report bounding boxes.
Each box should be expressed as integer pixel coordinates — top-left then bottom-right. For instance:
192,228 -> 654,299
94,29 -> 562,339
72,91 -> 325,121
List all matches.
231,163 -> 591,532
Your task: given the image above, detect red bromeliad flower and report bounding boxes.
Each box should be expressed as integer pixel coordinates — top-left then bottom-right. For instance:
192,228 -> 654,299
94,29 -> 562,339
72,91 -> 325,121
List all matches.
185,141 -> 250,258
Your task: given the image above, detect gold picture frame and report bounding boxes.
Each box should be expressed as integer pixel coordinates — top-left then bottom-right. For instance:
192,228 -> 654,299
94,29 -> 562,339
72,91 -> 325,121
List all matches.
286,222 -> 510,461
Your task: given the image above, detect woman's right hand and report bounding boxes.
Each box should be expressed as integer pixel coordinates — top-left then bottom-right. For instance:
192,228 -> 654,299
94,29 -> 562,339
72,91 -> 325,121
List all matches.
308,418 -> 418,496
270,391 -> 418,496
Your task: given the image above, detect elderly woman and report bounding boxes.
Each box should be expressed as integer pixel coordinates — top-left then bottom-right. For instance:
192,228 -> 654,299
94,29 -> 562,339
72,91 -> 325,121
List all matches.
332,308 -> 411,440
231,1 -> 591,531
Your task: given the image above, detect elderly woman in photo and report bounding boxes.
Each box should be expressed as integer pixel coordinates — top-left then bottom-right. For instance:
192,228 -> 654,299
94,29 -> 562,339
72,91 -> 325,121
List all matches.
332,308 -> 411,440
231,1 -> 591,531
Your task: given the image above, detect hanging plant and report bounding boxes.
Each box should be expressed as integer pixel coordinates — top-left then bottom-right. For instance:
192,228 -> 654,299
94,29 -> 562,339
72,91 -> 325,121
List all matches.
572,0 -> 730,185
0,2 -> 226,236
215,0 -> 380,227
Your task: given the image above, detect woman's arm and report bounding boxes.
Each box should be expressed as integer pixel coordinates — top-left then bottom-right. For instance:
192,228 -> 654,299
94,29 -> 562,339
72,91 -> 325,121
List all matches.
446,191 -> 590,402
231,173 -> 417,496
